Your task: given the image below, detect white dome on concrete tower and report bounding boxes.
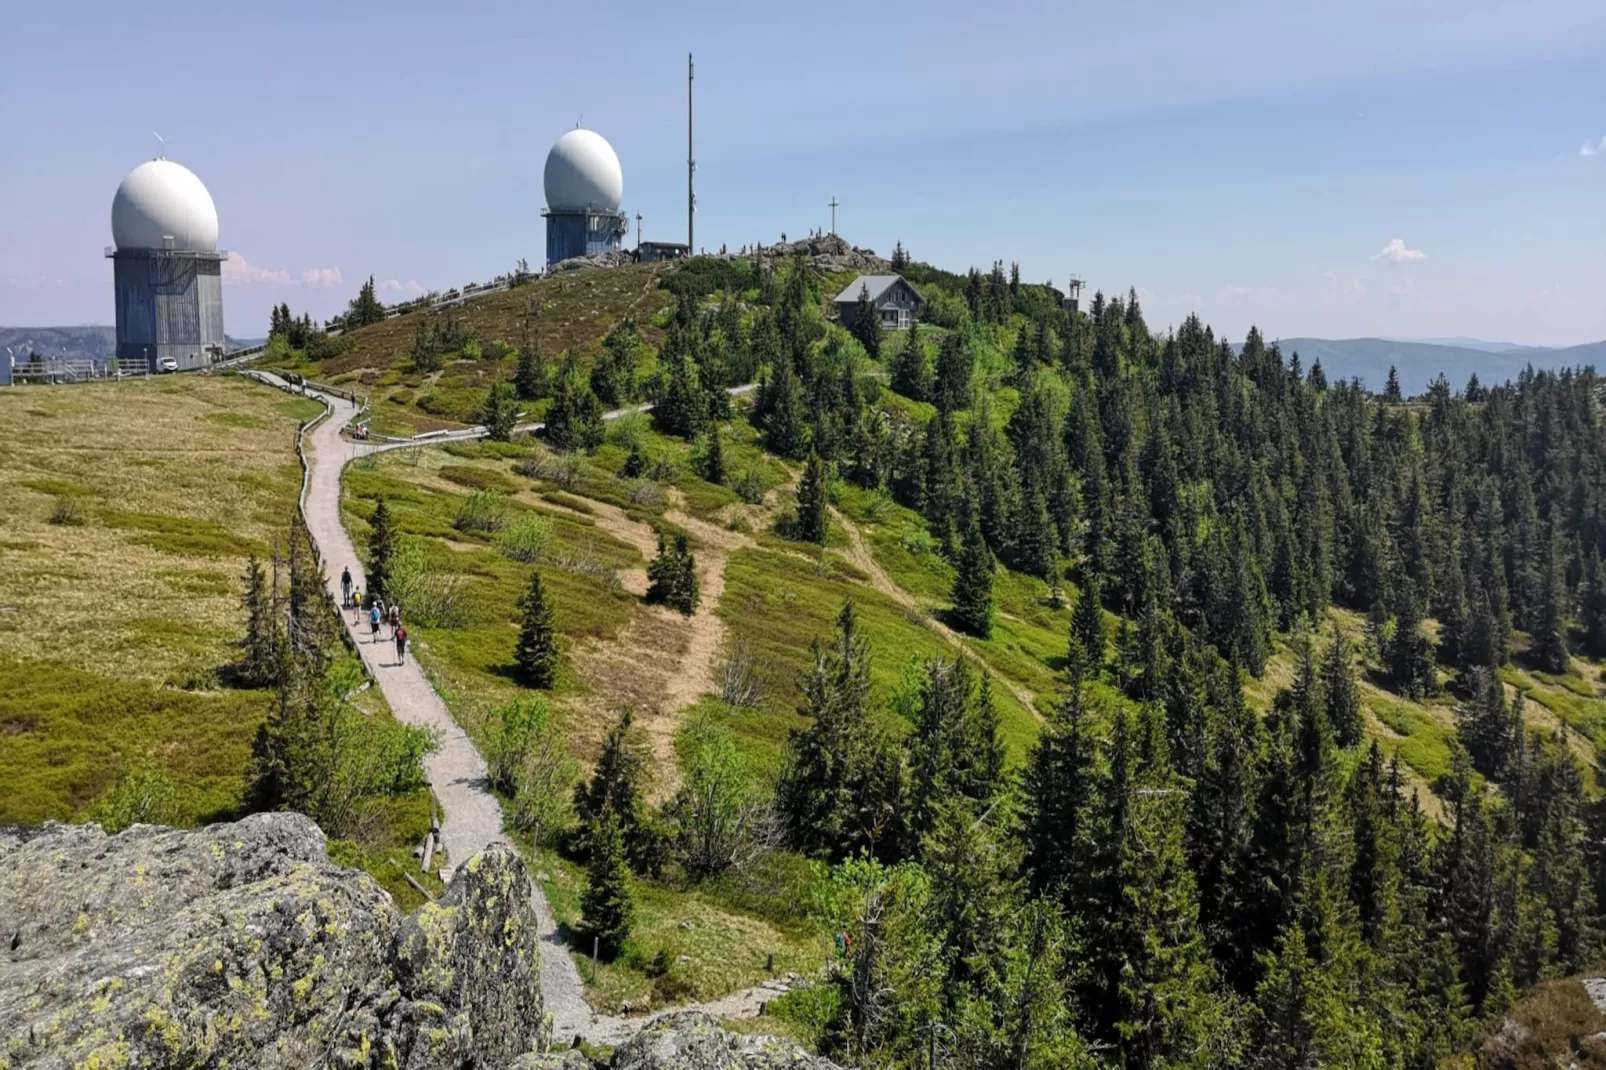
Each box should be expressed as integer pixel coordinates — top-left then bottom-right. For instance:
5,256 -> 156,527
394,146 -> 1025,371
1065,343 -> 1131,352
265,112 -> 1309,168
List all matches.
543,128 -> 623,213
111,158 -> 219,252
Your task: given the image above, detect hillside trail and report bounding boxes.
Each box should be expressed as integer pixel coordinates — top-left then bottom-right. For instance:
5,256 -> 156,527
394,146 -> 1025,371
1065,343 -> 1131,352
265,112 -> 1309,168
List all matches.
832,506 -> 1039,719
547,488 -> 746,799
249,372 -> 806,1048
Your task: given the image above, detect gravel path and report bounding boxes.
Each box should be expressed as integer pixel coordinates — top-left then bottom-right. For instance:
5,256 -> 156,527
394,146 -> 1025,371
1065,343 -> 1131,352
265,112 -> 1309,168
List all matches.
249,372 -> 797,1047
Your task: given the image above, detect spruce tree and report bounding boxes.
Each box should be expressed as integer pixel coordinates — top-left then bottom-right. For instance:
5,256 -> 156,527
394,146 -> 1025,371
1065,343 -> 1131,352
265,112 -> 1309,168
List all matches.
345,275 -> 385,328
1023,639 -> 1097,897
849,283 -> 882,361
574,707 -> 654,864
1072,572 -> 1106,675
1584,547 -> 1606,658
286,514 -> 335,674
1322,625 -> 1363,748
646,533 -> 699,615
514,331 -> 543,400
795,451 -> 828,544
367,498 -> 398,603
890,323 -> 932,402
1533,525 -> 1569,673
776,603 -> 903,860
763,348 -> 807,459
698,426 -> 726,485
1456,667 -> 1515,779
1386,580 -> 1437,699
590,317 -> 638,407
951,513 -> 995,639
479,382 -> 516,441
654,354 -> 706,439
236,553 -> 280,688
515,569 -> 558,688
622,440 -> 647,479
544,364 -> 605,452
1081,706 -> 1222,1062
580,803 -> 635,957
934,330 -> 974,413
1384,365 -> 1403,402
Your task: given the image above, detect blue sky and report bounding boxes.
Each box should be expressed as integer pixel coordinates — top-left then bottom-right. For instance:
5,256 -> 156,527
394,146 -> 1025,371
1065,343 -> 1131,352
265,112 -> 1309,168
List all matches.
2,0 -> 1602,346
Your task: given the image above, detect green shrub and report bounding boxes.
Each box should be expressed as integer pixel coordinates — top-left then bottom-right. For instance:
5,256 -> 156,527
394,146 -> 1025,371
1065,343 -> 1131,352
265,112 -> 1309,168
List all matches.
495,512 -> 554,563
732,469 -> 767,506
440,465 -> 517,492
482,697 -> 578,846
543,491 -> 594,515
387,538 -> 477,628
89,756 -> 177,833
453,489 -> 509,533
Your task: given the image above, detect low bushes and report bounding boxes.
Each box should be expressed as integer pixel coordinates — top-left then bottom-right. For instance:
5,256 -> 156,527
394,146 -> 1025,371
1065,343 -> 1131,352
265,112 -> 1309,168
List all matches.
495,513 -> 554,563
453,489 -> 509,533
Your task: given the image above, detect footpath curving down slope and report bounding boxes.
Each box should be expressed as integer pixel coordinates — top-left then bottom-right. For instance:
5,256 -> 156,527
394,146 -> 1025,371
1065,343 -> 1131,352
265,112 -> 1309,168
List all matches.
250,372 -> 793,1047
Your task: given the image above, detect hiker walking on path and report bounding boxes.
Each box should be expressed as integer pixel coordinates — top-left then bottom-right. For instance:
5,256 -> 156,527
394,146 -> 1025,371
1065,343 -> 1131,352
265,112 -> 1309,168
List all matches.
340,566 -> 353,607
369,602 -> 382,641
394,624 -> 407,666
350,588 -> 362,626
388,603 -> 400,638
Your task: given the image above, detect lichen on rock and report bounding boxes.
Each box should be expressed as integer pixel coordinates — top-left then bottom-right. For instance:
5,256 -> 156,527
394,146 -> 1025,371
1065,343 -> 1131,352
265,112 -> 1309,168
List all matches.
0,814 -> 542,1069
0,816 -> 840,1069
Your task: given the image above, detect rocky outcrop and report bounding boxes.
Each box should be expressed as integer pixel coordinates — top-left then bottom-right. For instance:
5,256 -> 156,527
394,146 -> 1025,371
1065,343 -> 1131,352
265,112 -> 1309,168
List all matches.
745,234 -> 885,275
0,815 -> 843,1069
610,1012 -> 839,1069
548,250 -> 637,274
0,813 -> 545,1069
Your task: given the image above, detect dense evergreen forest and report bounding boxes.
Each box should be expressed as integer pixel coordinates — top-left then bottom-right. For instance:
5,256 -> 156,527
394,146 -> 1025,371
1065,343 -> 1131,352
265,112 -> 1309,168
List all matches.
628,252 -> 1606,1066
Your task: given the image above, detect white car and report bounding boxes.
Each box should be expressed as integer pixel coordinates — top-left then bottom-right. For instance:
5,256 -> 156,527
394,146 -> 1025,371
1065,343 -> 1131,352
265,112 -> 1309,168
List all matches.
158,356 -> 179,373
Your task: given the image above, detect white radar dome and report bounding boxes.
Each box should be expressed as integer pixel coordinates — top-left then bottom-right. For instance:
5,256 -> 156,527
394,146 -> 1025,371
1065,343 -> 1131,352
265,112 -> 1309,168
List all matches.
543,128 -> 624,213
111,158 -> 219,253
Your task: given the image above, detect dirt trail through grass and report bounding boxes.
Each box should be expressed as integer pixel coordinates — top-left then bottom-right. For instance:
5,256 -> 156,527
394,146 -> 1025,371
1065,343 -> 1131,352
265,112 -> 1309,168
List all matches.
832,506 -> 1039,718
562,492 -> 746,800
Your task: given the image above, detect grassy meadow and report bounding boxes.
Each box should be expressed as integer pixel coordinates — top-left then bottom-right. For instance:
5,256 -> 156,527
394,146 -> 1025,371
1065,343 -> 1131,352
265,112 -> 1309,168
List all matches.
0,374 -> 439,908
266,264 -> 675,436
0,376 -> 314,825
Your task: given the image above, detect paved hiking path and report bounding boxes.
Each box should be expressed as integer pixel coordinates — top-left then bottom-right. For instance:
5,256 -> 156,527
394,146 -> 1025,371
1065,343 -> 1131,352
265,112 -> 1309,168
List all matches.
251,372 -> 793,1046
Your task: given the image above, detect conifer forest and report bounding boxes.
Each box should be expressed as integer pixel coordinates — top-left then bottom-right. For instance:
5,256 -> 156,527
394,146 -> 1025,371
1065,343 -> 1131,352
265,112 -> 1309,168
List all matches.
722,254 -> 1606,1067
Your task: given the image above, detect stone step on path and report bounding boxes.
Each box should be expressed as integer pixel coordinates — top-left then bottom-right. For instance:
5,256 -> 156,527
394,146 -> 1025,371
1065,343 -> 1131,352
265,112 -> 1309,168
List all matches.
248,371 -> 800,1048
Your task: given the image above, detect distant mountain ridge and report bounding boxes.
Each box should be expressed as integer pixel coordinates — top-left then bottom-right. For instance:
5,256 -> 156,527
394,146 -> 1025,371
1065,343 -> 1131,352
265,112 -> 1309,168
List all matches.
0,326 -> 263,361
1396,336 -> 1539,354
1250,336 -> 1606,395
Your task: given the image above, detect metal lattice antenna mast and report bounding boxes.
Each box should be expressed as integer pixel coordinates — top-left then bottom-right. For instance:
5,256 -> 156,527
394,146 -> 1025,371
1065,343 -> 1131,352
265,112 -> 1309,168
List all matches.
828,196 -> 839,236
687,53 -> 695,254
636,212 -> 643,250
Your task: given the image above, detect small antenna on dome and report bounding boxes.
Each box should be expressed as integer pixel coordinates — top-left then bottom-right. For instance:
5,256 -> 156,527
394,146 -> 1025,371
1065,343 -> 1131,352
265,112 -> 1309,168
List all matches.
153,131 -> 165,159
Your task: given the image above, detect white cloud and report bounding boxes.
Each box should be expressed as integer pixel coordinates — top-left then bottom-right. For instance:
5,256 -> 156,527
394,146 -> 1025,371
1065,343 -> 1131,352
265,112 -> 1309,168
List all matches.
1581,136 -> 1606,157
379,278 -> 425,295
1374,239 -> 1426,265
223,253 -> 343,289
222,253 -> 292,286
302,267 -> 344,288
